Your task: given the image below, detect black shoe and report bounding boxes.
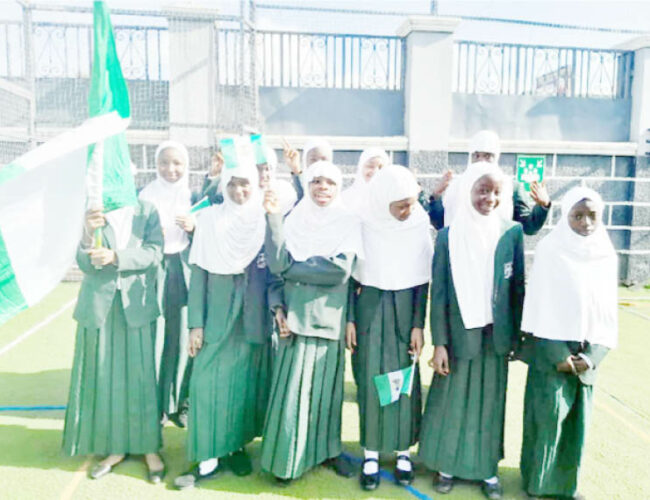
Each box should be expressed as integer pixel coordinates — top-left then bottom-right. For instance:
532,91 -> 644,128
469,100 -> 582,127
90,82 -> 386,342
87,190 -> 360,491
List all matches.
168,411 -> 187,429
224,448 -> 253,476
359,458 -> 380,491
394,455 -> 414,486
481,479 -> 503,499
173,462 -> 221,490
323,454 -> 355,478
435,473 -> 454,494
146,454 -> 166,484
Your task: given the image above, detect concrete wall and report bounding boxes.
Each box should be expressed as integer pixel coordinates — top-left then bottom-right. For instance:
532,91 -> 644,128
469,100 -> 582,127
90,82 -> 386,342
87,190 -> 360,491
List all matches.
451,94 -> 631,142
259,87 -> 404,136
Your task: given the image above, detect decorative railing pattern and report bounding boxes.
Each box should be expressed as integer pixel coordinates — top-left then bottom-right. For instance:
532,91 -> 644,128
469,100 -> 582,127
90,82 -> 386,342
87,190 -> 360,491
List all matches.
453,41 -> 634,99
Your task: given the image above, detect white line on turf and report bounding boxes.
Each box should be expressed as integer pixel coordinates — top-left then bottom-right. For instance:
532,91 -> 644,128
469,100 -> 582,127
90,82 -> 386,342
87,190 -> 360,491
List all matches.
0,298 -> 76,358
619,306 -> 650,322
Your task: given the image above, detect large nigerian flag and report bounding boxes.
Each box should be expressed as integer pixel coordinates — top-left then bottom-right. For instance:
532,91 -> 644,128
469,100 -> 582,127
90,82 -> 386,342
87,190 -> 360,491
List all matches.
0,114 -> 129,326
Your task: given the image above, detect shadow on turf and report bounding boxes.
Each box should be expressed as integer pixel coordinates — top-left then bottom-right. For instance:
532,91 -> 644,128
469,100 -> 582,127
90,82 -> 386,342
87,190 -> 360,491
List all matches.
0,369 -> 71,419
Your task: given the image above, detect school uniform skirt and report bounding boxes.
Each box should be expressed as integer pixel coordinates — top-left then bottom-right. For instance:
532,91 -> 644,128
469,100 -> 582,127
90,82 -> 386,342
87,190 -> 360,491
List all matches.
63,294 -> 161,456
156,252 -> 192,417
520,366 -> 592,498
260,334 -> 345,479
419,327 -> 508,480
185,313 -> 266,462
352,291 -> 421,453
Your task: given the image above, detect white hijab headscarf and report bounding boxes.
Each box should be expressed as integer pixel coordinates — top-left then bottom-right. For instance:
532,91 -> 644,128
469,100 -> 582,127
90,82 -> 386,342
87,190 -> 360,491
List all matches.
299,138 -> 334,190
263,146 -> 298,214
284,161 -> 364,262
521,187 -> 618,348
353,164 -> 433,290
139,141 -> 192,254
342,148 -> 390,215
189,162 -> 265,275
443,130 -> 513,226
449,162 -> 508,329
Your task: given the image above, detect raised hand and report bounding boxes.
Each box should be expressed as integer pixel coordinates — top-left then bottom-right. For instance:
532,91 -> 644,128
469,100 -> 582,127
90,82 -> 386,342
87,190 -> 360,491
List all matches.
432,170 -> 454,197
530,180 -> 551,208
282,137 -> 301,175
209,151 -> 224,178
263,189 -> 280,215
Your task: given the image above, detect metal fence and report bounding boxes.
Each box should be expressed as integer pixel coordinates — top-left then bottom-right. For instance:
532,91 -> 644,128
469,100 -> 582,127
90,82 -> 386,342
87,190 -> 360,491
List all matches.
453,41 -> 634,99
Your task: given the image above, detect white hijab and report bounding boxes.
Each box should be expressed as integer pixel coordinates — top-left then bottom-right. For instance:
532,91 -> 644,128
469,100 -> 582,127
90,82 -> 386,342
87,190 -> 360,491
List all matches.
264,146 -> 298,215
189,162 -> 265,275
521,187 -> 618,348
139,141 -> 192,254
443,130 -> 513,226
284,161 -> 364,262
449,162 -> 508,330
299,138 -> 334,190
342,148 -> 390,215
354,164 -> 433,290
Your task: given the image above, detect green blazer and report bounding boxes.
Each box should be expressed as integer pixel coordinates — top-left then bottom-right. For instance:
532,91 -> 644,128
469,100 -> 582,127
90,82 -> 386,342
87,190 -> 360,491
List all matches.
427,181 -> 549,236
430,221 -> 525,360
73,200 -> 164,329
264,213 -> 355,341
349,281 -> 429,345
523,337 -> 609,386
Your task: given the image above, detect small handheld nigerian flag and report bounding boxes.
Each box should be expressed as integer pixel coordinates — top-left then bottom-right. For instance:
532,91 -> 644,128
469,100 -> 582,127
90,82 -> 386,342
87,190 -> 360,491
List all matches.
86,0 -> 137,217
219,136 -> 257,170
373,358 -> 416,407
250,134 -> 268,165
190,196 -> 211,214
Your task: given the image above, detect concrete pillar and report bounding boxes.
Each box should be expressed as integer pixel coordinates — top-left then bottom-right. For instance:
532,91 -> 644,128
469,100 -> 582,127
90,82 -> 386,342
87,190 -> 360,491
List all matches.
397,16 -> 460,176
165,6 -> 219,148
617,37 -> 650,284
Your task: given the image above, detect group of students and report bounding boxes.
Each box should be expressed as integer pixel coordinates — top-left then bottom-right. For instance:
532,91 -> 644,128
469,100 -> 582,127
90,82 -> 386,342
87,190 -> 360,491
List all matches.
61,130 -> 618,500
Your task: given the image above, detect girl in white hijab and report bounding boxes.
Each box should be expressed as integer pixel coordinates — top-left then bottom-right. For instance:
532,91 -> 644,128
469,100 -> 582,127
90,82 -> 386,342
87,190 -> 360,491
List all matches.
341,148 -> 390,214
419,162 -> 525,499
260,160 -> 363,483
281,137 -> 334,201
347,164 -> 432,491
138,141 -> 196,427
520,187 -> 617,500
257,146 -> 297,214
176,161 -> 280,488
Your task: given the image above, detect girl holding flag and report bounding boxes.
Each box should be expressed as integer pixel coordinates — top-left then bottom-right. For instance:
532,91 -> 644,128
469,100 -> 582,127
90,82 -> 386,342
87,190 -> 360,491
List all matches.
260,160 -> 363,484
418,162 -> 525,499
174,159 -> 282,489
519,187 -> 617,500
62,202 -> 166,482
139,141 -> 198,428
347,164 -> 433,491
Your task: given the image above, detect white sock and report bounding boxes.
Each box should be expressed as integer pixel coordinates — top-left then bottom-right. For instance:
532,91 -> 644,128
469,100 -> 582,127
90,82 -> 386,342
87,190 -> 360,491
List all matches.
199,458 -> 218,475
396,450 -> 412,471
363,450 -> 379,474
484,475 -> 498,485
439,471 -> 453,479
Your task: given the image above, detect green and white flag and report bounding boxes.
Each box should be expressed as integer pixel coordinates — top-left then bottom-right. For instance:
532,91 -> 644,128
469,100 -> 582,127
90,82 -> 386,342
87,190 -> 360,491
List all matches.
219,136 -> 257,170
0,113 -> 129,327
190,196 -> 211,214
373,360 -> 416,407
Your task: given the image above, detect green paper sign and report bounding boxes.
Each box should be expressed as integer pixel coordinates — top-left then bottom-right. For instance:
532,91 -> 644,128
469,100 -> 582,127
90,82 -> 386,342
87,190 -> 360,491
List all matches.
516,155 -> 545,191
250,134 -> 268,165
219,138 -> 239,170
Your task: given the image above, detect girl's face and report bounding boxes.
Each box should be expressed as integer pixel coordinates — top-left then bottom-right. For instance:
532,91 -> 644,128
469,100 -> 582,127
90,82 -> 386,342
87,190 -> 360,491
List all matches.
471,174 -> 502,215
362,156 -> 384,182
568,198 -> 599,236
227,177 -> 252,205
157,147 -> 186,183
257,163 -> 271,189
389,197 -> 417,221
306,147 -> 330,169
471,151 -> 495,164
309,176 -> 338,207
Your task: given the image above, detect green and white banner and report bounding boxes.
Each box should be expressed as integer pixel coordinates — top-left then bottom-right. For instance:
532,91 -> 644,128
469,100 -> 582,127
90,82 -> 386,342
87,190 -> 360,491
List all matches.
373,361 -> 416,407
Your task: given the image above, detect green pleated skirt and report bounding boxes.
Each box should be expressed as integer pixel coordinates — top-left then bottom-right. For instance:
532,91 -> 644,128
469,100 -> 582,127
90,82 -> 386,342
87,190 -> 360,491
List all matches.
419,329 -> 508,480
520,366 -> 592,498
186,314 -> 269,461
63,294 -> 161,456
156,252 -> 192,416
352,295 -> 421,453
261,334 -> 345,480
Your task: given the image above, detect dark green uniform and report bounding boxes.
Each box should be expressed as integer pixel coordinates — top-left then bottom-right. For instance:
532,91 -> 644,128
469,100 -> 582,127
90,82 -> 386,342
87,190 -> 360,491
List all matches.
521,337 -> 609,498
260,213 -> 354,480
349,282 -> 428,453
63,201 -> 164,456
419,222 -> 525,480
